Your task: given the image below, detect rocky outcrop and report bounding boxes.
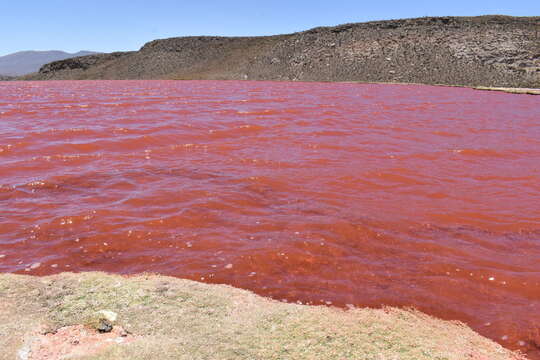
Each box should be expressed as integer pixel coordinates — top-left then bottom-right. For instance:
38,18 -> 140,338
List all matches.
38,52 -> 133,74
25,16 -> 540,87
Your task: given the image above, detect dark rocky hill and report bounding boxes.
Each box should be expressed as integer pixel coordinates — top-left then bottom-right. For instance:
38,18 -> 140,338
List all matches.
0,50 -> 99,76
25,16 -> 540,87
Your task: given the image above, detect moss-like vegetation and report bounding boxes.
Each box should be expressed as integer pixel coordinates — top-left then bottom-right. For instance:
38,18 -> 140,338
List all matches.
0,272 -> 524,360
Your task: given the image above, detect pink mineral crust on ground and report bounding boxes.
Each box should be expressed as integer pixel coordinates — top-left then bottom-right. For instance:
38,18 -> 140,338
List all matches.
22,325 -> 134,360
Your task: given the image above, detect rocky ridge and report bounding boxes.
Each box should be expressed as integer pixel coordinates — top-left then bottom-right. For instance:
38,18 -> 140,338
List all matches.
24,16 -> 540,87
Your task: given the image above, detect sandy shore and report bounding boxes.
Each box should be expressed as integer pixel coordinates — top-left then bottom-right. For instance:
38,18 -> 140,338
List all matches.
473,87 -> 540,95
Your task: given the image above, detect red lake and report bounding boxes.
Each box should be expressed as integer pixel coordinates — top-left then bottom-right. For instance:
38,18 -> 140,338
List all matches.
1,80 -> 539,357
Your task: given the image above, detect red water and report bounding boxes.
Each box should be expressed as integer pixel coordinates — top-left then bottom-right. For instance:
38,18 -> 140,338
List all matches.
1,80 -> 539,356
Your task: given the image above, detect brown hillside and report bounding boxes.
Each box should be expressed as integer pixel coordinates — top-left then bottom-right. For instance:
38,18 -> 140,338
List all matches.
25,16 -> 540,87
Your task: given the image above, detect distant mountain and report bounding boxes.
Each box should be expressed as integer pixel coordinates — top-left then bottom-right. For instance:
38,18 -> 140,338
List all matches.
0,50 -> 100,76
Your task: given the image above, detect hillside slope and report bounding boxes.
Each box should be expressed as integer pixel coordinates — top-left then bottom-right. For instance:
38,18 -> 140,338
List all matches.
26,16 -> 540,87
0,50 -> 99,76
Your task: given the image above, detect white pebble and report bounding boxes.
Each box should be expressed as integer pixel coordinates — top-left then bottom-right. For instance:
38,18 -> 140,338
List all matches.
30,262 -> 41,270
489,277 -> 495,281
225,264 -> 233,269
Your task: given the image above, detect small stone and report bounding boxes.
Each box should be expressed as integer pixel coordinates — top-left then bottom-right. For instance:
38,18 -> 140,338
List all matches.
225,264 -> 233,269
98,322 -> 113,333
87,310 -> 118,333
0,254 -> 5,259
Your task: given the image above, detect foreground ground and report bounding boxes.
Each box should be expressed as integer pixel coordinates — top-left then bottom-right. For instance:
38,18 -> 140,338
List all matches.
0,272 -> 524,360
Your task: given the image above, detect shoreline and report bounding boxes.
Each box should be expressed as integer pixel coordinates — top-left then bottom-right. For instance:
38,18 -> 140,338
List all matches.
2,77 -> 539,96
472,86 -> 540,95
0,271 -> 524,360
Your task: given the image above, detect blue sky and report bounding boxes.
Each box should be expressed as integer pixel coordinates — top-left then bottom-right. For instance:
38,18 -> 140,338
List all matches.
1,0 -> 538,56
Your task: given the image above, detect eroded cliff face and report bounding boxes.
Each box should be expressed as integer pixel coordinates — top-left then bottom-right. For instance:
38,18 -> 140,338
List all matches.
26,16 -> 540,87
